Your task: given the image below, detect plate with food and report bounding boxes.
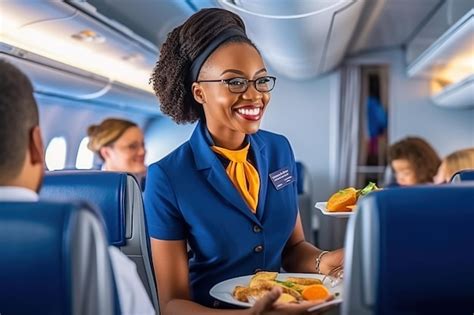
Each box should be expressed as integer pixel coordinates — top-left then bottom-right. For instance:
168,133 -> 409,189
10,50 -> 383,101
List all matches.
315,182 -> 379,217
209,271 -> 342,310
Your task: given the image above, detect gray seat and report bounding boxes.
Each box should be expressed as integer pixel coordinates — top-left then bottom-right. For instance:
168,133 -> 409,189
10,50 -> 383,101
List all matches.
40,171 -> 159,312
0,201 -> 120,315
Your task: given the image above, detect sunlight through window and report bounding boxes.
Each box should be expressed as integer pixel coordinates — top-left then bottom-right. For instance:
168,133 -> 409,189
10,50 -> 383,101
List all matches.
75,137 -> 94,169
45,137 -> 67,171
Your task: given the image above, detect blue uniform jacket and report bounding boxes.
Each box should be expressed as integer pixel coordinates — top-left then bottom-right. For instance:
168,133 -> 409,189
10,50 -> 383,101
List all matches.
144,121 -> 298,307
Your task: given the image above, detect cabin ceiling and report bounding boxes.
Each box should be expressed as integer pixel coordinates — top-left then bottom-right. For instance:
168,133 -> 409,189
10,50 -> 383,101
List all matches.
85,0 -> 443,71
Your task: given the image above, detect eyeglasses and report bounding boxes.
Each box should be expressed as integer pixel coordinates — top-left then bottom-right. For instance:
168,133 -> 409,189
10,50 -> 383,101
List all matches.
111,142 -> 145,153
197,76 -> 276,93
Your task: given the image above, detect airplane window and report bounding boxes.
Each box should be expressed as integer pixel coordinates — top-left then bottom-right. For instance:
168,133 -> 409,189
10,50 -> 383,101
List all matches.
75,137 -> 94,169
45,137 -> 67,171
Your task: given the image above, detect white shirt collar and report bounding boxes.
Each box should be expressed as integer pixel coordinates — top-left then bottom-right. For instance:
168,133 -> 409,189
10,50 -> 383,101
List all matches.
0,186 -> 39,202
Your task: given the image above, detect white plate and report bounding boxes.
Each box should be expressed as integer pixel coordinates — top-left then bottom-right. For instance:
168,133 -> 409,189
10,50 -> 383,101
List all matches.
209,272 -> 343,308
315,202 -> 353,218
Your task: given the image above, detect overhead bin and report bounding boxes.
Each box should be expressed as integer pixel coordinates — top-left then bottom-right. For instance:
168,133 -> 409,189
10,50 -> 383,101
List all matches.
0,44 -> 159,115
0,46 -> 108,99
407,8 -> 474,109
0,1 -> 160,115
218,0 -> 365,79
0,1 -> 157,93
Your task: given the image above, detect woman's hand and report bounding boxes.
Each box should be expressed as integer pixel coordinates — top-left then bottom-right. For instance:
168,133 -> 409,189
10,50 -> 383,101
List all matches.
319,248 -> 344,276
249,287 -> 335,315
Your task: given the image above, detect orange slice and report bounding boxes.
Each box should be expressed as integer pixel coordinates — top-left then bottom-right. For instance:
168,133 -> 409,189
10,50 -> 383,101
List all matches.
327,187 -> 357,211
301,284 -> 331,301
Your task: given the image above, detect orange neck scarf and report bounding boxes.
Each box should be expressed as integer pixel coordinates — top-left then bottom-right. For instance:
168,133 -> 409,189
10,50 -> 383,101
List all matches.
211,143 -> 260,213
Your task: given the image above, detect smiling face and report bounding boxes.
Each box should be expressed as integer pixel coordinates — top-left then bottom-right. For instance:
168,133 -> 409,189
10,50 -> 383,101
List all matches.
192,42 -> 271,149
100,126 -> 146,174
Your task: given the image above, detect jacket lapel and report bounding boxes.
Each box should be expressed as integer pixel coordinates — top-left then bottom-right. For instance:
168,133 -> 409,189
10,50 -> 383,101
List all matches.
190,122 -> 260,224
250,132 -> 268,221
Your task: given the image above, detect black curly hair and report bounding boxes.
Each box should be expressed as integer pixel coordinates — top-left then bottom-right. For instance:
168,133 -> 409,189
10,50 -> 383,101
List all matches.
150,8 -> 258,124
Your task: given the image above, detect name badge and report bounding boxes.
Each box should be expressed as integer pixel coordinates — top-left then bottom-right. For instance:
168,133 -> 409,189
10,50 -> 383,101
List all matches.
269,167 -> 295,190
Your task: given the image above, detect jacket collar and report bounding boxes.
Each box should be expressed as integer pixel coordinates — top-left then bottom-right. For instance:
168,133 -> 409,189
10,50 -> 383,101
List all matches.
189,121 -> 268,223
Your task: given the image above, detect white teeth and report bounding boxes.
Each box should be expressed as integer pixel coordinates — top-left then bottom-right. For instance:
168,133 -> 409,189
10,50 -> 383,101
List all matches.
237,108 -> 260,116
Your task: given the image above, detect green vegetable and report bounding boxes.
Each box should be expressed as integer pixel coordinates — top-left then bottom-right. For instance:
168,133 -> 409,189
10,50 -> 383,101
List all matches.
358,182 -> 379,196
275,280 -> 295,288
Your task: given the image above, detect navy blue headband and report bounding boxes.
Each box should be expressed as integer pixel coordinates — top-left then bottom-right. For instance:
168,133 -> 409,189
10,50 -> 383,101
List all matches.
189,28 -> 247,83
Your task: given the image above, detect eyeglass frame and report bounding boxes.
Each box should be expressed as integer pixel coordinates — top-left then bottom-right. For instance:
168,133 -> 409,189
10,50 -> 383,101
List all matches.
196,75 -> 277,94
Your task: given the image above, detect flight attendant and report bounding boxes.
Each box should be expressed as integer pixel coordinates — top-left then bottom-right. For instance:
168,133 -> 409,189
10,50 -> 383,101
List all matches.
144,8 -> 343,314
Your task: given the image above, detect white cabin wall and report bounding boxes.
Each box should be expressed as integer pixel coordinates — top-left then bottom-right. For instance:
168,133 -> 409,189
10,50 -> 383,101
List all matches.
144,117 -> 195,165
260,69 -> 340,205
347,49 -> 474,157
260,67 -> 342,249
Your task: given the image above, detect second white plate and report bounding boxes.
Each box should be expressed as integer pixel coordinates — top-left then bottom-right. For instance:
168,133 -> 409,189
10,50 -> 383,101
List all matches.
315,202 -> 353,218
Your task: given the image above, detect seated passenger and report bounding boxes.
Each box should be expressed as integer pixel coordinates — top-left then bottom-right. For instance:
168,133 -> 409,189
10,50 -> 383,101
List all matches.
388,136 -> 440,186
0,59 -> 155,315
433,147 -> 474,184
88,118 -> 147,187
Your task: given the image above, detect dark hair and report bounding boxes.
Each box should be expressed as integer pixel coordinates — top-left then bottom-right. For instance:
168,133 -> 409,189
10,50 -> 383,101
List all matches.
0,59 -> 39,180
389,136 -> 441,183
150,8 -> 258,124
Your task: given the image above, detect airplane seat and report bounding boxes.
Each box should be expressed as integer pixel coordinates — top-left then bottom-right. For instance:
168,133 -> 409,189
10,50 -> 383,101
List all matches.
39,170 -> 159,312
342,184 -> 474,315
0,201 -> 120,315
296,161 -> 314,244
450,169 -> 474,182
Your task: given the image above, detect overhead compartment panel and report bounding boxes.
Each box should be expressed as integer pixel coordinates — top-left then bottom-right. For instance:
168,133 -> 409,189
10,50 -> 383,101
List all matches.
218,0 -> 364,79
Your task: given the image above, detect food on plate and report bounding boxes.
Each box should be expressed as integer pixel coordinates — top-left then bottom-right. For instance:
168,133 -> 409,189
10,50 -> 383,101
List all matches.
326,182 -> 379,212
232,271 -> 331,304
326,187 -> 357,211
301,284 -> 331,301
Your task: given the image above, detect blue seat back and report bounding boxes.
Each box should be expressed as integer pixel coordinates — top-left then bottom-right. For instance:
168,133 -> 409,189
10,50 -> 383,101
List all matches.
451,169 -> 474,182
0,201 -> 118,315
343,184 -> 474,315
40,171 -> 127,246
39,170 -> 159,312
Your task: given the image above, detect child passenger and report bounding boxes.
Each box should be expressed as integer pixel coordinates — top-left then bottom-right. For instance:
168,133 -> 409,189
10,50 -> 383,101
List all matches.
388,136 -> 440,186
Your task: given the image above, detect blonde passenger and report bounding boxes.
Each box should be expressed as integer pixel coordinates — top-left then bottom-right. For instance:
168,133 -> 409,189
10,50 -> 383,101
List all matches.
433,148 -> 474,184
87,118 -> 146,179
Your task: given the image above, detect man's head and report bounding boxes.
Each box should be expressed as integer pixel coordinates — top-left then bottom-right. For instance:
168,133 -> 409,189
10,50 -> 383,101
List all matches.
0,59 -> 44,191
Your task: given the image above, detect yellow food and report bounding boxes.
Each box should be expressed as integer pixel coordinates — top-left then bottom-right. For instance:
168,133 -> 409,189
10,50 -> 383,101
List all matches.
326,182 -> 380,212
327,187 -> 357,211
276,293 -> 297,304
232,271 -> 333,304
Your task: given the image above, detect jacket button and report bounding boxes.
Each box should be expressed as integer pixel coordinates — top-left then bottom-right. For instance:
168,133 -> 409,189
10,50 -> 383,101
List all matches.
254,245 -> 263,253
213,300 -> 220,307
253,225 -> 262,233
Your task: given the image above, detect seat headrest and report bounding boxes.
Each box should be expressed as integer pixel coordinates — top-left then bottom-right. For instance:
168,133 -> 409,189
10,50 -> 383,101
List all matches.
40,171 -> 128,246
451,169 -> 474,182
356,184 -> 474,314
0,201 -> 116,314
